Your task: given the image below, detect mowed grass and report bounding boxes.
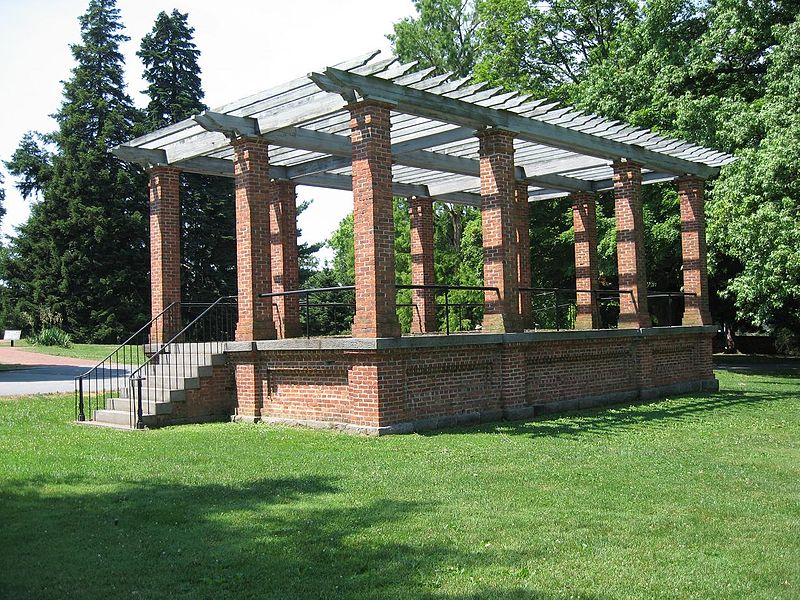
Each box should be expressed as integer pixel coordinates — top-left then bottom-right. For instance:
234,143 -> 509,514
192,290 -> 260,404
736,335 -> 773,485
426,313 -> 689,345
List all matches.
12,340 -> 120,362
0,370 -> 798,599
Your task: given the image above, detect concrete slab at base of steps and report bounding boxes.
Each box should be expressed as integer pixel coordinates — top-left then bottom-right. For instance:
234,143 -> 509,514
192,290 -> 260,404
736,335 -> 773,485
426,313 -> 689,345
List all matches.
91,408 -> 159,428
105,396 -> 174,415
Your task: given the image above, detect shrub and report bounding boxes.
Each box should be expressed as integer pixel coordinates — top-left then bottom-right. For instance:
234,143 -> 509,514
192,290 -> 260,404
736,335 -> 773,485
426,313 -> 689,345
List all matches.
29,327 -> 72,348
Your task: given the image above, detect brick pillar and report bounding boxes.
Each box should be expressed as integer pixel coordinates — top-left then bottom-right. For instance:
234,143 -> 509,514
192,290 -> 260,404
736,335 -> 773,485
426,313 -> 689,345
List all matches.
409,196 -> 437,333
515,182 -> 532,328
232,137 -> 277,341
349,101 -> 401,338
479,129 -> 522,333
232,352 -> 265,422
571,191 -> 600,329
149,166 -> 182,343
677,176 -> 712,325
613,160 -> 651,328
270,180 -> 301,338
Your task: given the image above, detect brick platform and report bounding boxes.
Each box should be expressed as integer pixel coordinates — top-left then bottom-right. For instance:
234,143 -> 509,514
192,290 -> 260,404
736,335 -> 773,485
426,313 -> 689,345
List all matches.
224,326 -> 718,435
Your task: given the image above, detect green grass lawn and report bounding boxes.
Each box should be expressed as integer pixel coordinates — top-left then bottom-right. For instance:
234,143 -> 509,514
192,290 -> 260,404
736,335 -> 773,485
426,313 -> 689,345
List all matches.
11,340 -> 120,362
1,370 -> 797,599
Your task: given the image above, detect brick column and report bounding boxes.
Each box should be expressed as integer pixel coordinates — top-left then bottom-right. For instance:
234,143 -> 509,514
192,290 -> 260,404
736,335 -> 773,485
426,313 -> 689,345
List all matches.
149,166 -> 182,343
479,129 -> 522,333
349,101 -> 401,338
571,191 -> 600,329
613,160 -> 651,328
232,137 -> 277,341
270,180 -> 301,338
677,176 -> 712,325
409,196 -> 437,333
515,182 -> 532,328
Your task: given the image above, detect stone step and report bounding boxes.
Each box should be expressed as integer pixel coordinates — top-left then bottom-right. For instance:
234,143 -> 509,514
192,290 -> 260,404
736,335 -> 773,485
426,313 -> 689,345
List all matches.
143,363 -> 215,379
120,386 -> 186,403
127,374 -> 201,391
105,396 -> 174,415
150,352 -> 225,368
92,408 -> 158,428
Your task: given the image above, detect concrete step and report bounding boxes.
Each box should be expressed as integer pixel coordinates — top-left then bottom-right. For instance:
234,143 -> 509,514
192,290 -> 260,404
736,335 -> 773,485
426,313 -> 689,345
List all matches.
105,396 -> 174,415
93,408 -> 158,428
152,352 -> 225,368
120,386 -> 186,403
128,375 -> 201,391
143,363 -> 214,379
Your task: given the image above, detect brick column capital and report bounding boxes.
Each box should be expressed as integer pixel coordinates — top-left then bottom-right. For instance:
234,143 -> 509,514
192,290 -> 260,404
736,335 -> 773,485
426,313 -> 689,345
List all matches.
613,160 -> 651,328
349,101 -> 401,338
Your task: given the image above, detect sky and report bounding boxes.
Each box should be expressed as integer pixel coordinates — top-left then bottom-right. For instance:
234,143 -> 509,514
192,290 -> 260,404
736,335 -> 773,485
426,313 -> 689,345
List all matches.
0,0 -> 416,262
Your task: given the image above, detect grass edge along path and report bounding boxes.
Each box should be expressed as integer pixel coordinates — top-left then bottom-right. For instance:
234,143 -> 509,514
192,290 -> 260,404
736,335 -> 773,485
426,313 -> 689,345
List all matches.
0,369 -> 798,599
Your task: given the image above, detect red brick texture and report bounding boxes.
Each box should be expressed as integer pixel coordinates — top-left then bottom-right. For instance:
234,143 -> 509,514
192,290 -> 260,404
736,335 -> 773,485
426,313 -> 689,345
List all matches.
515,182 -> 533,328
349,101 -> 401,338
230,330 -> 716,432
232,137 -> 277,342
149,166 -> 182,343
613,161 -> 651,328
677,177 -> 712,326
479,129 -> 522,333
270,181 -> 301,338
409,197 -> 437,333
571,191 -> 600,329
168,363 -> 234,424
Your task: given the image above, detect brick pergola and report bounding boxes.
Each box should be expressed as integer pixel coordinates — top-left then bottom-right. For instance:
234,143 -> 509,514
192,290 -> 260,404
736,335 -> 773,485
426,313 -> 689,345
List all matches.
109,50 -> 733,433
116,51 -> 731,342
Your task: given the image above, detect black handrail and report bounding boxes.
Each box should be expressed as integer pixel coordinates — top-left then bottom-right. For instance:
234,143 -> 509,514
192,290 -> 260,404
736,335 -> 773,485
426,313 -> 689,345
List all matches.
260,284 -> 501,337
128,296 -> 237,429
73,301 -> 181,423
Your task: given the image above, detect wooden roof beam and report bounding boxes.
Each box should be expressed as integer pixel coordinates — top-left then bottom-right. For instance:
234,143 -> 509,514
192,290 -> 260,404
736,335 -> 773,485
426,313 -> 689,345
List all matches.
311,67 -> 719,179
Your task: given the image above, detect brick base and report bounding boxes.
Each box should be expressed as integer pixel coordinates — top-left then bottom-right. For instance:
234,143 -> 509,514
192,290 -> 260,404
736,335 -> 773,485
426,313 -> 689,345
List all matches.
224,327 -> 717,434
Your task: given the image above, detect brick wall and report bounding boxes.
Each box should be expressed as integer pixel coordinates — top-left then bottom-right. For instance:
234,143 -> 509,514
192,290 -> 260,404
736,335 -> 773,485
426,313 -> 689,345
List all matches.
479,129 -> 522,333
613,161 -> 651,328
349,101 -> 401,338
149,166 -> 182,343
409,197 -> 437,333
270,181 -> 301,338
232,138 -> 277,341
168,362 -> 234,424
231,329 -> 716,433
677,176 -> 712,325
571,191 -> 600,329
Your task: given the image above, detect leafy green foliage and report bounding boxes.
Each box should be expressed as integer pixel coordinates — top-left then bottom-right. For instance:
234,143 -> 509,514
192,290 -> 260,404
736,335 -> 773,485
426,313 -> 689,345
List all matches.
388,0 -> 480,78
28,327 -> 73,348
5,0 -> 147,343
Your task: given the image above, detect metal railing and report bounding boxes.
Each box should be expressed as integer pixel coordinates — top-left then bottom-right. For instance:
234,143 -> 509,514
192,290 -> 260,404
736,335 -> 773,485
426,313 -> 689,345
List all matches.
260,284 -> 500,337
520,287 -> 696,330
126,296 -> 237,429
73,299 -> 237,426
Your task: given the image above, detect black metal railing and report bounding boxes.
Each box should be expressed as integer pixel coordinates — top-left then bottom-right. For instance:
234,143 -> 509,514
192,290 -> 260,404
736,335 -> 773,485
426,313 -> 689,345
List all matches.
520,287 -> 696,330
125,296 -> 238,429
73,299 -> 237,425
260,284 -> 500,337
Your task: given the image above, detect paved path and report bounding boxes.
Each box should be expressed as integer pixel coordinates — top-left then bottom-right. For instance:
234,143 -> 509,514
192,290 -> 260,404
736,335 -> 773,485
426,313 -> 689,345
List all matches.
0,348 -> 126,396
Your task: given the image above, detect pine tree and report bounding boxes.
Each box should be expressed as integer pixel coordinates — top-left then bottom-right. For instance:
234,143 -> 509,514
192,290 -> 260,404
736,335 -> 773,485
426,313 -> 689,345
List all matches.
139,9 -> 237,301
5,0 -> 148,342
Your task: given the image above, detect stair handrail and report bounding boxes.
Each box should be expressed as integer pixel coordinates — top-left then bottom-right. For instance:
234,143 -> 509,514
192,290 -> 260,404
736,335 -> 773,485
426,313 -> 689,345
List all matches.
74,301 -> 180,421
127,295 -> 237,428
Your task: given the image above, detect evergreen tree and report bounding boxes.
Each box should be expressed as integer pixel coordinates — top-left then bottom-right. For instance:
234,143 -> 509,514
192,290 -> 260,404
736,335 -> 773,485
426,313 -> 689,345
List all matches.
5,0 -> 147,342
138,9 -> 237,302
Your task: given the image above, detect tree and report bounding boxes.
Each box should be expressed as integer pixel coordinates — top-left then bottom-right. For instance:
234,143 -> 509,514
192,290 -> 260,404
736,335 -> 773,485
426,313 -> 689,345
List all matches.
388,0 -> 480,79
5,0 -> 147,342
138,9 -> 237,302
708,15 -> 800,350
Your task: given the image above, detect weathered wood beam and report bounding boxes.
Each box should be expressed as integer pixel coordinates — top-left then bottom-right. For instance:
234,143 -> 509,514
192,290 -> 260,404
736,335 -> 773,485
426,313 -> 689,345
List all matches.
112,145 -> 167,167
312,67 -> 719,178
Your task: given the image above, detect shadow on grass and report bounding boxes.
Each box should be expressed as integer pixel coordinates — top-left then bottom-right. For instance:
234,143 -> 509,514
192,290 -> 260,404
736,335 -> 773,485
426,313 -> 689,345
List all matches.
0,475 -> 601,600
427,371 -> 794,440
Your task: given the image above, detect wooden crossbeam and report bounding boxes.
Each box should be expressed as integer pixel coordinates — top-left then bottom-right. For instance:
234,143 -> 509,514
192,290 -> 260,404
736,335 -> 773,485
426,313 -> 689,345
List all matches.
312,67 -> 719,178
